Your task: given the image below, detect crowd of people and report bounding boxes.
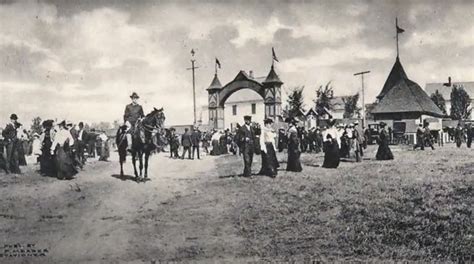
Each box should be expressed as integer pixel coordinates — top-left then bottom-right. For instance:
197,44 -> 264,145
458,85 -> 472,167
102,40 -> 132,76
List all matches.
161,115 -> 399,178
2,90 -> 472,180
165,115 -> 474,179
0,114 -> 111,179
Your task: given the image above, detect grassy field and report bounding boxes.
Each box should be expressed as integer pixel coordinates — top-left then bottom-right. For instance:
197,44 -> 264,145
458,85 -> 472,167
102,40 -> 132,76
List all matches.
211,144 -> 473,262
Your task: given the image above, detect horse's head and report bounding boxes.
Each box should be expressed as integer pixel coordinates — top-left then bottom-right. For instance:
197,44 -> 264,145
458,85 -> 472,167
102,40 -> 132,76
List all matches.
144,107 -> 165,130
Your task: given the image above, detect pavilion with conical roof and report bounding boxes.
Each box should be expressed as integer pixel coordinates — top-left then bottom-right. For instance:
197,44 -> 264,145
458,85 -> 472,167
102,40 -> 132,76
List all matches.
371,57 -> 445,120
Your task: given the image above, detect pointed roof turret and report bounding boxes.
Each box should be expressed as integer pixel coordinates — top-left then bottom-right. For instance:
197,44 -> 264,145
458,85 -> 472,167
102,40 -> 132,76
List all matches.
207,74 -> 222,91
263,65 -> 283,85
376,57 -> 408,100
372,57 -> 444,118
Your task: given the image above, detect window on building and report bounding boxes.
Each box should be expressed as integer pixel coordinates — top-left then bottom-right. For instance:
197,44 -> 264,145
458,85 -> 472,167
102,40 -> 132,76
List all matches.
251,103 -> 256,114
232,105 -> 237,116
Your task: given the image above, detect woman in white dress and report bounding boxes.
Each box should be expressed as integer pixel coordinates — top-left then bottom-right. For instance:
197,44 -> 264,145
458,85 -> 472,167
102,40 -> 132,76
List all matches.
258,118 -> 279,177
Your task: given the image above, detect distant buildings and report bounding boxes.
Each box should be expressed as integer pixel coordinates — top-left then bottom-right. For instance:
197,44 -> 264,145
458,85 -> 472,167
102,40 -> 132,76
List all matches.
328,96 -> 348,120
425,78 -> 474,120
224,89 -> 264,131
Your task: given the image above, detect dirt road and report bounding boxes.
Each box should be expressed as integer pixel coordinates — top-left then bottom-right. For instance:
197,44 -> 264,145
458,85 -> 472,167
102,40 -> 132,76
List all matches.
1,153 -> 248,263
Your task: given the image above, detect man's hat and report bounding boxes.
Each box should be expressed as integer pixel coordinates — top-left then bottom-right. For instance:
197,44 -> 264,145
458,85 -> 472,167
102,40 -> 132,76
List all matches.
58,120 -> 66,127
42,119 -> 54,128
354,121 -> 359,125
244,115 -> 252,121
10,114 -> 18,120
130,92 -> 140,99
379,121 -> 387,127
264,118 -> 274,124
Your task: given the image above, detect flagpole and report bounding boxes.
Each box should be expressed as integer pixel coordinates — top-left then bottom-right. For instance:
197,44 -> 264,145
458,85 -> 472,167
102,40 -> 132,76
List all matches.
396,17 -> 399,58
271,47 -> 274,67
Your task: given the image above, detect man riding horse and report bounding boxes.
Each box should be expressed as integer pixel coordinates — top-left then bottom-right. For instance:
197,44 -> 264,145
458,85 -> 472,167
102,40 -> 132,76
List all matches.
123,92 -> 145,150
119,92 -> 165,181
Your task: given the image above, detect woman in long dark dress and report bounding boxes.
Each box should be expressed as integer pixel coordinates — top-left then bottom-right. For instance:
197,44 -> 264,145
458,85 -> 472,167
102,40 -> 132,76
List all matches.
15,123 -> 27,166
219,132 -> 228,154
376,122 -> 394,160
40,120 -> 56,176
210,130 -> 221,156
51,121 -> 77,180
286,121 -> 302,172
322,120 -> 341,168
258,118 -> 279,177
339,128 -> 350,158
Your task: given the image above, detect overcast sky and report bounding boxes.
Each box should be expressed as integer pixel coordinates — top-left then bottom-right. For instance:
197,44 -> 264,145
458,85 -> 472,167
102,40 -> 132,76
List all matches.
0,0 -> 473,126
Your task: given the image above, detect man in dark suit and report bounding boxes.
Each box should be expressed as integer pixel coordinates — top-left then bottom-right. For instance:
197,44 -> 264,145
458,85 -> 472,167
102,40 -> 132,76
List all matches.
123,92 -> 145,128
239,115 -> 255,177
67,121 -> 83,169
2,114 -> 20,174
191,127 -> 201,160
181,128 -> 192,159
76,122 -> 87,165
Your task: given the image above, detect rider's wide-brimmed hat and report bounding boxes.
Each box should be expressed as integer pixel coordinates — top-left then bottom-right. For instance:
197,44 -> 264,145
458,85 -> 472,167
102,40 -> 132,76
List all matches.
10,113 -> 18,120
130,92 -> 140,99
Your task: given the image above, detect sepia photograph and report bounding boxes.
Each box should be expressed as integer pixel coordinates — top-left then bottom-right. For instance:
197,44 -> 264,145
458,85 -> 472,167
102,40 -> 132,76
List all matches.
0,0 -> 473,263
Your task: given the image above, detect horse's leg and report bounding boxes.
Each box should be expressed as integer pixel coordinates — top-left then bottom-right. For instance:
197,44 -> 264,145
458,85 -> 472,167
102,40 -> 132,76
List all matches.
132,151 -> 139,179
120,161 -> 124,176
144,150 -> 149,179
139,150 -> 143,178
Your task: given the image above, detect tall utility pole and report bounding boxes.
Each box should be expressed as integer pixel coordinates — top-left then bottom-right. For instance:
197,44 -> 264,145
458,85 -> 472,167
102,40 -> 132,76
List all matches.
353,70 -> 370,128
187,49 -> 199,125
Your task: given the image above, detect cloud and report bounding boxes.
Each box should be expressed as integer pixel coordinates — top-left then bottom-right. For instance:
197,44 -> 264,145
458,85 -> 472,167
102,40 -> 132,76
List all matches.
230,16 -> 287,47
0,0 -> 473,128
280,43 -> 392,72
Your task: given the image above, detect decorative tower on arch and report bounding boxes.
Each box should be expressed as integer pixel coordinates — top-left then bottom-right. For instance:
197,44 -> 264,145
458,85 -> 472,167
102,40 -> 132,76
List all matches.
262,65 -> 283,122
207,74 -> 223,129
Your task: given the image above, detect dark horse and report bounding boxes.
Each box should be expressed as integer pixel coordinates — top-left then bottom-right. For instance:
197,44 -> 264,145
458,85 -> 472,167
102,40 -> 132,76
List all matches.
117,107 -> 165,182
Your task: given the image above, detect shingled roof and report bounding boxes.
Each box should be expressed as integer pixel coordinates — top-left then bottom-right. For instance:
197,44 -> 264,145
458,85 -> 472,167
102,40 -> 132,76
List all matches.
263,65 -> 283,84
372,58 -> 445,118
206,74 -> 222,91
376,57 -> 408,100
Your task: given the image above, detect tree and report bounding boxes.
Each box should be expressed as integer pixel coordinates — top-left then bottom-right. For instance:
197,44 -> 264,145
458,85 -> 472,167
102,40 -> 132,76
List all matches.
30,117 -> 42,134
286,86 -> 305,119
450,84 -> 472,120
314,81 -> 334,116
343,93 -> 361,118
90,122 -> 112,132
430,89 -> 447,115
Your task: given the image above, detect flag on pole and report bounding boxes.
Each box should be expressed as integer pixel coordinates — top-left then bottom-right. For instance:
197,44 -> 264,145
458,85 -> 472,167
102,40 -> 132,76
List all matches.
396,19 -> 405,34
396,25 -> 405,34
272,47 -> 279,62
215,58 -> 221,69
191,49 -> 195,56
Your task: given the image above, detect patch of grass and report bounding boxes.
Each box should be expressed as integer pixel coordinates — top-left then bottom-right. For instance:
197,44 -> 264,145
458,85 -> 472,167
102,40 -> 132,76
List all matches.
216,145 -> 473,262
